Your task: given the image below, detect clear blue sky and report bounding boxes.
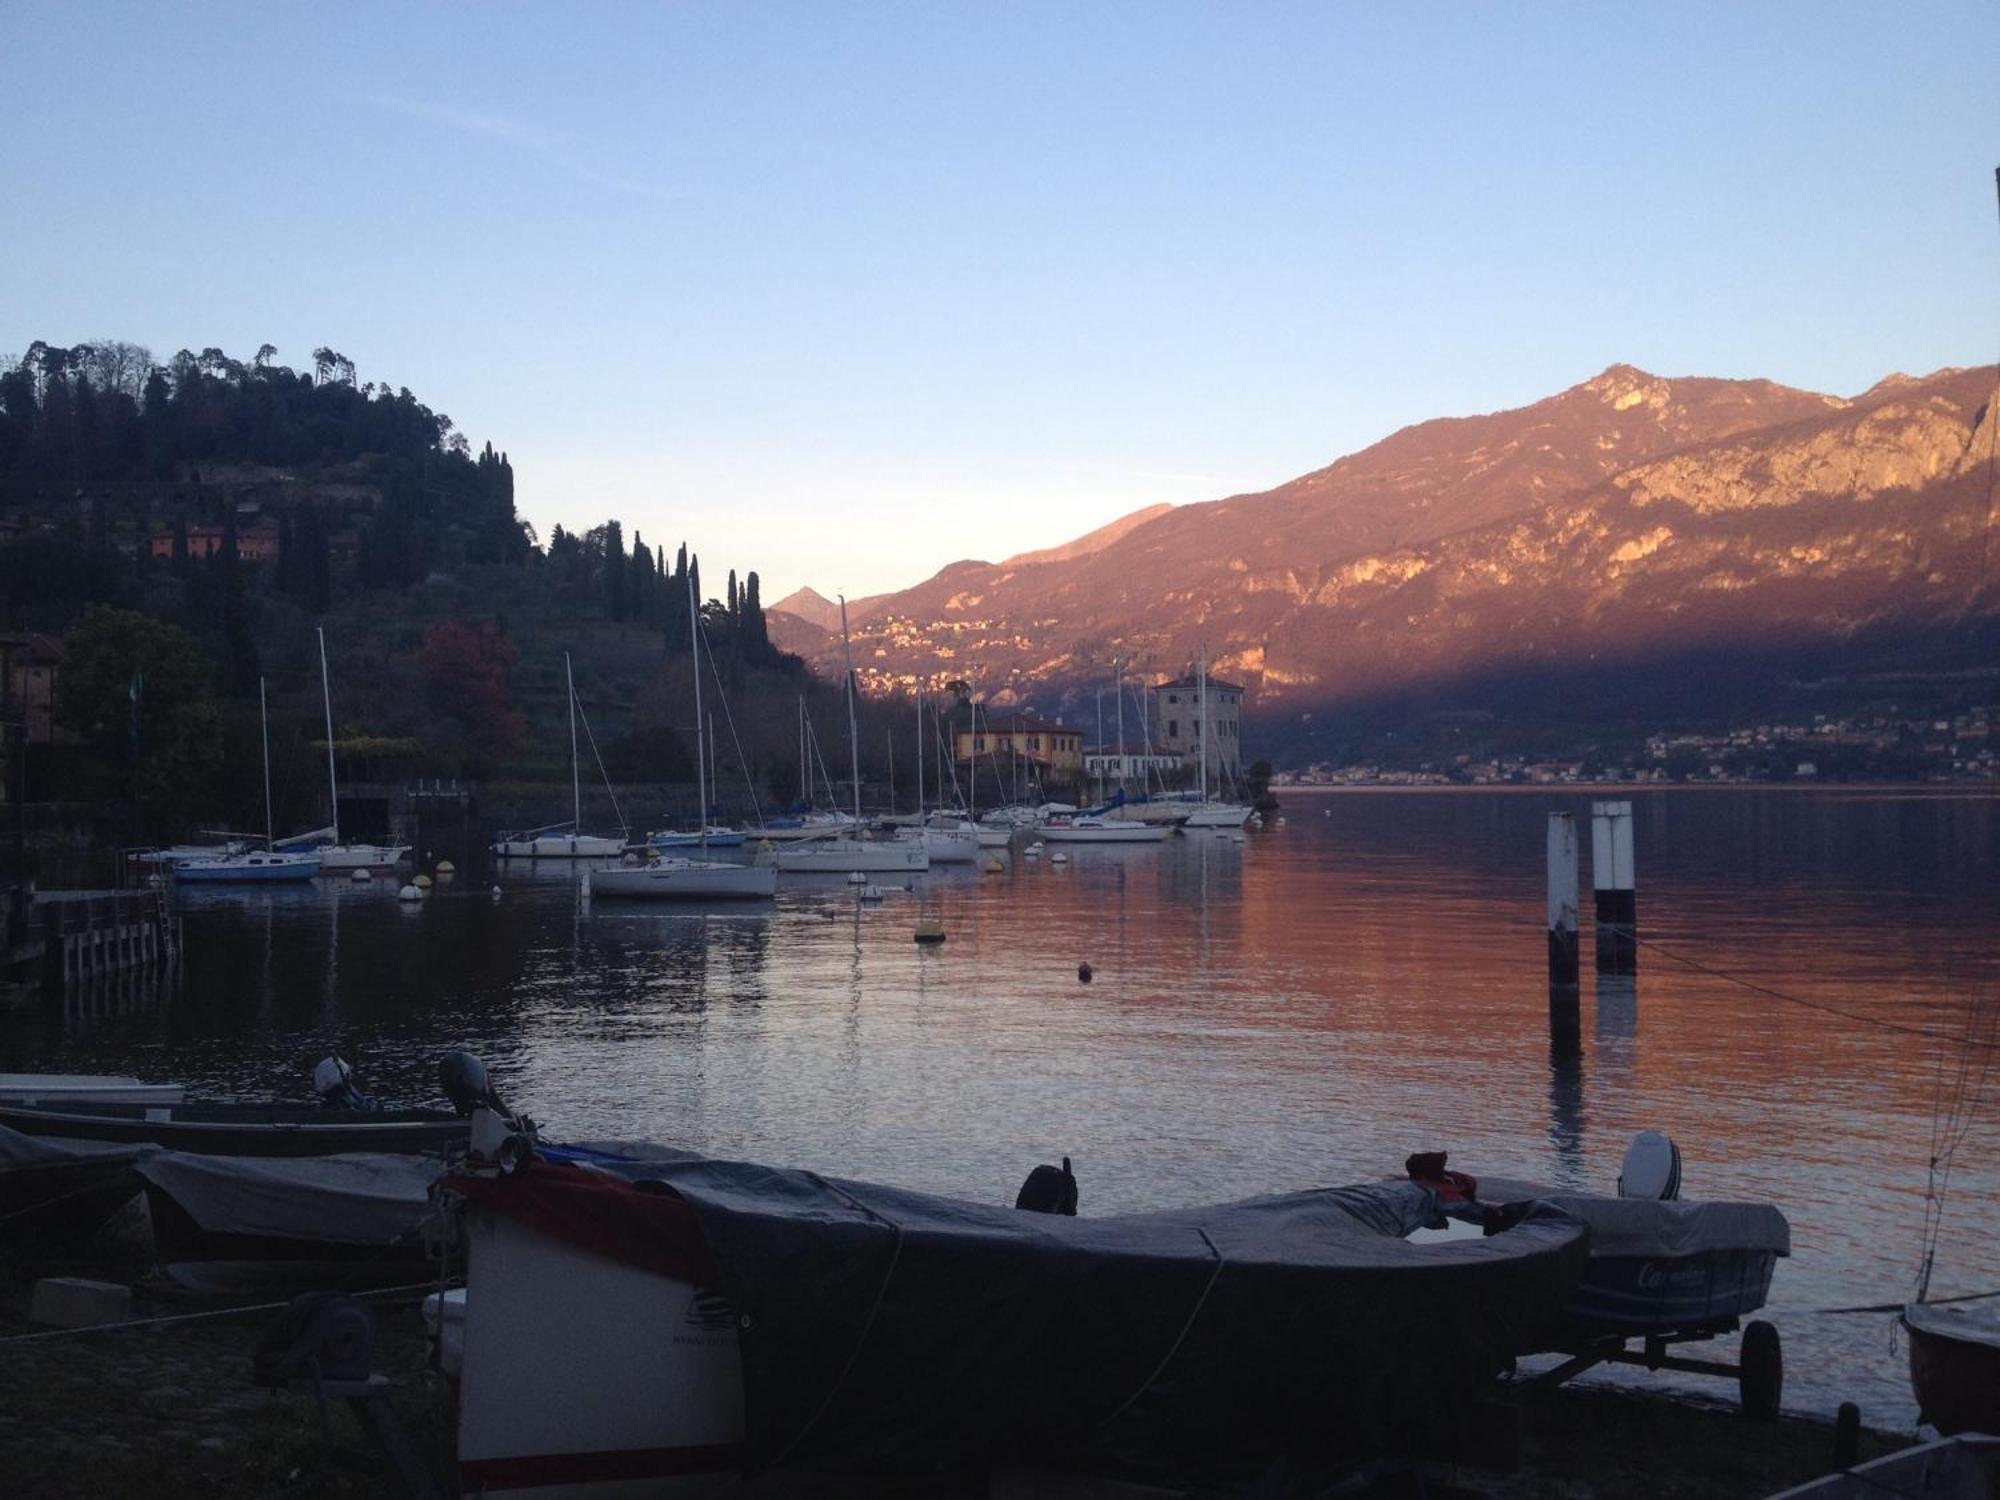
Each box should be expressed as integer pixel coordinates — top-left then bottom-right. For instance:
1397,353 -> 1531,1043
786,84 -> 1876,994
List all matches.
3,2 -> 1993,599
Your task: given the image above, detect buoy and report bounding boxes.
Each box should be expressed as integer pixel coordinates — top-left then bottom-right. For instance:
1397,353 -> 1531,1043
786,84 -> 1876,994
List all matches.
435,859 -> 456,875
913,916 -> 947,945
398,883 -> 423,902
860,884 -> 886,902
1078,962 -> 1093,983
350,868 -> 373,882
414,873 -> 433,890
981,856 -> 1004,875
1050,851 -> 1069,865
1276,815 -> 1287,826
1026,841 -> 1044,856
846,870 -> 867,885
489,885 -> 502,900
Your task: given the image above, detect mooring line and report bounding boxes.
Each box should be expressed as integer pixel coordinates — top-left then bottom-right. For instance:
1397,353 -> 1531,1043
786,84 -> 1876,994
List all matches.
0,1279 -> 449,1349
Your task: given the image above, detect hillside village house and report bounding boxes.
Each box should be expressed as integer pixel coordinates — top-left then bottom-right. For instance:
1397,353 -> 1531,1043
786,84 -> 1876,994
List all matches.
1149,672 -> 1244,782
953,715 -> 1084,778
0,632 -> 67,748
148,525 -> 281,561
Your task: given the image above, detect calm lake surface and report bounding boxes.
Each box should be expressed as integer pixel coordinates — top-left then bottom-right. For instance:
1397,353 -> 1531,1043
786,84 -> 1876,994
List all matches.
6,787 -> 1996,1425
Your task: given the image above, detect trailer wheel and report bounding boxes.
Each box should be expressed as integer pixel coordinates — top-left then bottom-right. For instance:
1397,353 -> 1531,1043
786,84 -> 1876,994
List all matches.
1740,1319 -> 1782,1420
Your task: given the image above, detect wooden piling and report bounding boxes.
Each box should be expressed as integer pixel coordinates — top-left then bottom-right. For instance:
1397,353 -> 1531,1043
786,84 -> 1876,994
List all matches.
1591,800 -> 1637,974
1547,812 -> 1581,1048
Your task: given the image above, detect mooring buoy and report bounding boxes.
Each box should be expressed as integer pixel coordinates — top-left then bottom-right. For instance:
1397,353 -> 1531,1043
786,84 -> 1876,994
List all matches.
914,916 -> 946,944
1078,962 -> 1093,983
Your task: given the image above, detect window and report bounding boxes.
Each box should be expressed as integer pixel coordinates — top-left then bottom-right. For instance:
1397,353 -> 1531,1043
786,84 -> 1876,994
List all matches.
1168,720 -> 1179,738
1168,694 -> 1179,705
974,736 -> 986,752
1028,736 -> 1041,751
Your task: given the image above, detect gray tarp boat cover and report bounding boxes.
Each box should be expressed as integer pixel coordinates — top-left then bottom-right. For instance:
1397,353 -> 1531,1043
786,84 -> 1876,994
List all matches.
134,1150 -> 439,1246
1474,1177 -> 1790,1259
0,1120 -> 146,1168
491,1151 -> 1592,1475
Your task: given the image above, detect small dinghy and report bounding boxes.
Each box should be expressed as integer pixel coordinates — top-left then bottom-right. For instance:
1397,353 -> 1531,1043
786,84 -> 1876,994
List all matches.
441,1120 -> 1589,1492
0,1073 -> 185,1108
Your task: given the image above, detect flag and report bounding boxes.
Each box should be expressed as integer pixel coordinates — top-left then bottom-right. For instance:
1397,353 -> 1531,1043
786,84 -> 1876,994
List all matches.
127,667 -> 143,761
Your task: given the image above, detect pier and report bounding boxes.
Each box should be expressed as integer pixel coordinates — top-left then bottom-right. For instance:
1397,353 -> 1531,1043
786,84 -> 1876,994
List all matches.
0,886 -> 180,995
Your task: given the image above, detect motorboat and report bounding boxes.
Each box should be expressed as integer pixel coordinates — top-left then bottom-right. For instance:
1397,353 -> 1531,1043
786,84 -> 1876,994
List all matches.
586,859 -> 777,901
136,1148 -> 444,1293
443,1131 -> 1588,1492
1901,1301 -> 2000,1436
173,848 -> 322,883
1038,815 -> 1173,844
1184,802 -> 1254,829
0,1073 -> 186,1107
0,1123 -> 148,1242
1425,1132 -> 1791,1417
776,838 -> 930,874
0,1097 -> 470,1156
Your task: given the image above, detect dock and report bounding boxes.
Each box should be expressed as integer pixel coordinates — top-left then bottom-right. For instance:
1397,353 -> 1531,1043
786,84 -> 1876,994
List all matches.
1,885 -> 181,994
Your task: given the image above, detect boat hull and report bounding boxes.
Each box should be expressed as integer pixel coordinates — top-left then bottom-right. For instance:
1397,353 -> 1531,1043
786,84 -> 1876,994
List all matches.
775,841 -> 930,874
458,1205 -> 746,1497
1184,804 -> 1253,829
1038,824 -> 1174,843
1903,1303 -> 2000,1435
491,836 -> 628,859
0,1075 -> 186,1107
1562,1248 -> 1778,1333
899,829 -> 980,863
588,865 -> 777,901
649,830 -> 748,850
317,844 -> 410,870
173,853 -> 322,882
0,1101 -> 469,1157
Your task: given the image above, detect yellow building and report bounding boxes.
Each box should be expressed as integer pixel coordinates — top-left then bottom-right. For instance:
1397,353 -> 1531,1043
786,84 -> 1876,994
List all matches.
953,715 -> 1084,777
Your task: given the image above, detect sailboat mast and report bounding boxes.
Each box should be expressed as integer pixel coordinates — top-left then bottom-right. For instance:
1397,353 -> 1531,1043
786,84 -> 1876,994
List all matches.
259,676 -> 273,850
915,686 -> 924,821
688,574 -> 707,850
1115,660 -> 1125,796
316,628 -> 339,845
839,595 -> 860,823
566,652 -> 581,833
798,697 -> 807,805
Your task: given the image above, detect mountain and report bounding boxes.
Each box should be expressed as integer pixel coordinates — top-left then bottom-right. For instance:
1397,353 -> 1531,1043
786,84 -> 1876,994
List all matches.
768,364 -> 1999,752
768,585 -> 848,632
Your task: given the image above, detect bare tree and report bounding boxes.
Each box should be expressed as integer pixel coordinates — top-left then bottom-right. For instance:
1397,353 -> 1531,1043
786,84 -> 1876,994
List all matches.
71,340 -> 155,399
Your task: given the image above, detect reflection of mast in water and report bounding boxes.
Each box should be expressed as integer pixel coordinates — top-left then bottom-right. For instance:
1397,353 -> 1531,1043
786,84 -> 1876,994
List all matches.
1546,1040 -> 1585,1188
1592,973 -> 1638,1091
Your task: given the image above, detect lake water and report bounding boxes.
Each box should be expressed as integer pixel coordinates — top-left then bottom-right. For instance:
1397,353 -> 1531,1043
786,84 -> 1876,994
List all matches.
6,788 -> 1995,1427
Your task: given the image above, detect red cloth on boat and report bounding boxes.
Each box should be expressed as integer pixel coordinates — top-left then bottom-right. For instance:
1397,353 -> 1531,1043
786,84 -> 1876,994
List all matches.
447,1161 -> 717,1284
1404,1151 -> 1478,1202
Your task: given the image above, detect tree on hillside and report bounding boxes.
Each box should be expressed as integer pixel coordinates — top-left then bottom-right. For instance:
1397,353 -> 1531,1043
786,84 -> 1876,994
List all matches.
57,605 -> 225,833
417,619 -> 525,772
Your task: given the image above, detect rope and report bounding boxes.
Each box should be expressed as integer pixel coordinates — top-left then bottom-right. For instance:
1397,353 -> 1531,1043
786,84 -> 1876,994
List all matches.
0,1279 -> 449,1349
1633,936 -> 2000,1053
571,680 -> 629,840
1790,1286 -> 2000,1316
1097,1227 -> 1226,1430
0,1176 -> 128,1226
695,618 -> 766,834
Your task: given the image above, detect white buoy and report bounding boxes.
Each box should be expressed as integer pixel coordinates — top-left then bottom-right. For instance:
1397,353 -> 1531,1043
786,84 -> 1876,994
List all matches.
350,868 -> 373,882
1050,851 -> 1069,865
398,883 -> 423,902
489,885 -> 503,900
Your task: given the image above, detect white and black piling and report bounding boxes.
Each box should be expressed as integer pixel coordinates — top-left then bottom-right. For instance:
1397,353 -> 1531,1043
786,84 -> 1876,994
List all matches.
1590,799 -> 1637,975
1547,811 -> 1581,1049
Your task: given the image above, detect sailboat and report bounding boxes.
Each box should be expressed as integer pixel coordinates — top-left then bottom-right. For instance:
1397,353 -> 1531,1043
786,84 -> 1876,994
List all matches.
304,628 -> 411,871
776,597 -> 929,875
1183,645 -> 1253,829
650,713 -> 748,849
173,680 -> 321,882
758,698 -> 862,842
587,577 -> 777,901
895,687 -> 978,864
489,655 -> 628,859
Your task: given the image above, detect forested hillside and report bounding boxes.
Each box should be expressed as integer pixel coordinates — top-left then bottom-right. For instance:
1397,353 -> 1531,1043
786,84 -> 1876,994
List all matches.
0,339 -> 864,839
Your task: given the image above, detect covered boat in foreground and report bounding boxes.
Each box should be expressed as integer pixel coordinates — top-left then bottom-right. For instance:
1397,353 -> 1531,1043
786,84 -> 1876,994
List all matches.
0,1098 -> 468,1156
443,1139 -> 1588,1493
0,1123 -> 148,1241
1901,1300 -> 2000,1436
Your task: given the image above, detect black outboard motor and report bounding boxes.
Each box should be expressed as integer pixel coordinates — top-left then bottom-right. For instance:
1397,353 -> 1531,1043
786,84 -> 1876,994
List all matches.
440,1050 -> 495,1117
1015,1156 -> 1079,1215
312,1056 -> 370,1111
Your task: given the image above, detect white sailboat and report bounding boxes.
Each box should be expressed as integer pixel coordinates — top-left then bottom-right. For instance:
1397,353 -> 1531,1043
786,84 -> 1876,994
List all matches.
310,628 -> 411,870
174,680 -> 322,882
490,655 -> 628,859
777,597 -> 930,875
1183,645 -> 1253,829
588,578 -> 777,901
896,688 -> 978,863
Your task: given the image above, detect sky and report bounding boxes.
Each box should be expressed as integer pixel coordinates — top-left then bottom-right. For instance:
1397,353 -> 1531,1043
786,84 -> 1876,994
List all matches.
2,2 -> 1994,600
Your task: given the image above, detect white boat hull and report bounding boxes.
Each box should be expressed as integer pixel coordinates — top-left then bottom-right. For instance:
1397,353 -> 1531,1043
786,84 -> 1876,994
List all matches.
1183,804 -> 1253,829
1038,823 -> 1173,844
459,1207 -> 744,1497
587,863 -> 777,901
775,840 -> 930,874
649,829 -> 747,850
317,843 -> 411,870
0,1075 -> 186,1107
492,835 -> 628,859
975,827 -> 1014,848
898,828 -> 980,863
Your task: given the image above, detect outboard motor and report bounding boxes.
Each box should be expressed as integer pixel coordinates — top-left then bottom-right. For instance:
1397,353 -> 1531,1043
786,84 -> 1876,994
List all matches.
1015,1156 -> 1079,1215
440,1050 -> 498,1117
312,1056 -> 369,1111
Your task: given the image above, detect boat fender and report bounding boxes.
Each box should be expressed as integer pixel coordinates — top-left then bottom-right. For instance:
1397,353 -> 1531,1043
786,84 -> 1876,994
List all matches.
253,1293 -> 376,1386
1015,1156 -> 1079,1215
312,1056 -> 371,1111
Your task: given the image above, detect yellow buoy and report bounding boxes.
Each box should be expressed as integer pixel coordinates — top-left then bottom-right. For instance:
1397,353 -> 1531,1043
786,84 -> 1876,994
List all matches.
435,859 -> 456,875
413,873 -> 433,890
913,916 -> 947,945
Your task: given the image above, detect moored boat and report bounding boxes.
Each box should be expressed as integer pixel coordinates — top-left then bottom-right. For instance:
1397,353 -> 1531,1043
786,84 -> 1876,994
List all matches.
173,849 -> 322,882
443,1134 -> 1589,1490
649,827 -> 748,850
1901,1300 -> 2000,1436
0,1123 -> 147,1242
0,1073 -> 186,1107
775,838 -> 930,874
0,1098 -> 468,1156
586,859 -> 777,901
1038,814 -> 1173,844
